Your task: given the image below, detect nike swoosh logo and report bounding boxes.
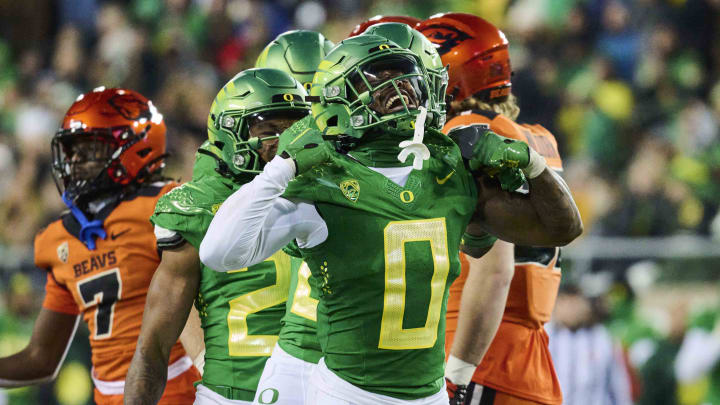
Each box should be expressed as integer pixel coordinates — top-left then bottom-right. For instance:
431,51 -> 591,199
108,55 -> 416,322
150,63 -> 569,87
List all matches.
436,170 -> 455,185
111,229 -> 131,240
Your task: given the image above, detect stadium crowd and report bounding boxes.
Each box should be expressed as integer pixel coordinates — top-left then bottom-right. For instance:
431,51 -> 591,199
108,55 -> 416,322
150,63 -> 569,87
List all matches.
0,0 -> 719,404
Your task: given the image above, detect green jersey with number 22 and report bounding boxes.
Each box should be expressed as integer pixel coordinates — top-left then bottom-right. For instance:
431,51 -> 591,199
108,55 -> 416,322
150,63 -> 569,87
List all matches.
152,142 -> 300,401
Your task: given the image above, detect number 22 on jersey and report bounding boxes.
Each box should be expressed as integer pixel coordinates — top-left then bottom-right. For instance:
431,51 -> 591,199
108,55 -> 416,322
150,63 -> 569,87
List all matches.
227,251 -> 291,356
379,218 -> 450,350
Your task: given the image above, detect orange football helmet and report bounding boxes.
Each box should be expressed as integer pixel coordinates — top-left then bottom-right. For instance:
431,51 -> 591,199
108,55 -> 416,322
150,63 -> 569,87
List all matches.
417,13 -> 512,102
348,15 -> 421,37
51,87 -> 167,202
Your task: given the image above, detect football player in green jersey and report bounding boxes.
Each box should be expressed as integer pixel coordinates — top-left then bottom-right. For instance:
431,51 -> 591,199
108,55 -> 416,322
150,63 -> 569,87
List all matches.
200,35 -> 581,404
252,30 -> 334,405
124,68 -> 310,405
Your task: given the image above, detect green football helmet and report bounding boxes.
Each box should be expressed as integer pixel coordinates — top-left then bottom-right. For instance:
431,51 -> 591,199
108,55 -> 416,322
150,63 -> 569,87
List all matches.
206,68 -> 309,180
255,30 -> 335,91
363,23 -> 448,119
310,34 -> 441,145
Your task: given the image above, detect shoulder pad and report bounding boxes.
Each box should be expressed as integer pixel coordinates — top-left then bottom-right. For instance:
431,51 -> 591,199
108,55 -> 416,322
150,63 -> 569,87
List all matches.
443,111 -> 494,134
471,109 -> 499,120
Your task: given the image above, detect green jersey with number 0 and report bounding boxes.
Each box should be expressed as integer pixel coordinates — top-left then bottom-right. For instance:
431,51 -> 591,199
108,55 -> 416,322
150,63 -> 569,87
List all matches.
151,142 -> 298,401
282,129 -> 477,399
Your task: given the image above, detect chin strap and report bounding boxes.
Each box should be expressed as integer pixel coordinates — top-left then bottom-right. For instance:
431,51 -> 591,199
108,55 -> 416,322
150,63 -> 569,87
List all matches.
62,192 -> 107,250
397,106 -> 431,170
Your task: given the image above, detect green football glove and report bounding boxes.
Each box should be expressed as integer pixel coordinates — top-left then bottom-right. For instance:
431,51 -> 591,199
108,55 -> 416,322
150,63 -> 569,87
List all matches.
277,116 -> 334,175
449,124 -> 529,191
449,124 -> 530,170
276,117 -> 323,156
281,142 -> 333,175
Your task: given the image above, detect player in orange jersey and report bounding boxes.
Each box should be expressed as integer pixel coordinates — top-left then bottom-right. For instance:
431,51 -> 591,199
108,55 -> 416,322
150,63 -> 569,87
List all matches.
419,13 -> 569,405
0,87 -> 200,405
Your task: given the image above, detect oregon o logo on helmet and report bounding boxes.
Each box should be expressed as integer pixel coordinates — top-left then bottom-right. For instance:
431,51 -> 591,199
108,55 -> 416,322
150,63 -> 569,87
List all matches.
379,44 -> 390,50
283,93 -> 294,102
258,388 -> 279,404
304,82 -> 312,91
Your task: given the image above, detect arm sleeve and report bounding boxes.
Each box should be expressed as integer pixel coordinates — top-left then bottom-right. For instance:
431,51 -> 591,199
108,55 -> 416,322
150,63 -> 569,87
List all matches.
199,156 -> 327,271
42,273 -> 80,315
674,327 -> 720,382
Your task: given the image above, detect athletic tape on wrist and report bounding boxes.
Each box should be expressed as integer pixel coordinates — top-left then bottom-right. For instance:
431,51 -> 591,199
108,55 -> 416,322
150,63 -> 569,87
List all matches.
445,354 -> 477,386
523,148 -> 547,179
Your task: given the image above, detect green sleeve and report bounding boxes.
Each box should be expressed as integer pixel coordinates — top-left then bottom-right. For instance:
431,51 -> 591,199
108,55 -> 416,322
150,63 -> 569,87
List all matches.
151,184 -> 214,249
151,175 -> 237,249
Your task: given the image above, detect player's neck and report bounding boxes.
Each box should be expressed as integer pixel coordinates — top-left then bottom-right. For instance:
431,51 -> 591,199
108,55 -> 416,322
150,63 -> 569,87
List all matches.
75,190 -> 123,218
349,131 -> 413,169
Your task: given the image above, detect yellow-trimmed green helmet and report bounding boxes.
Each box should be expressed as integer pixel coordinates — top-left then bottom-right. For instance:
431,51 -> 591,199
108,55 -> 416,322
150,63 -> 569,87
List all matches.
363,22 -> 448,120
255,30 -> 335,92
206,68 -> 309,179
310,34 -> 440,145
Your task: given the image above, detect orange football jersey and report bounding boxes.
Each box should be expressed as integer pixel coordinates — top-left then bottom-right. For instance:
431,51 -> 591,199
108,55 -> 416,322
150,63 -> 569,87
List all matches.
34,182 -> 188,383
443,110 -> 563,404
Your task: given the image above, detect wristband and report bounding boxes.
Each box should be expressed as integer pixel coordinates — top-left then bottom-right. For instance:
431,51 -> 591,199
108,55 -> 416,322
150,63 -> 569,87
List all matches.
445,354 -> 477,386
522,148 -> 547,179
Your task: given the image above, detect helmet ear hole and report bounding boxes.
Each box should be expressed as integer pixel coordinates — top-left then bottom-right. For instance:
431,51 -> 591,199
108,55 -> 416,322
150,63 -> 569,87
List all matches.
136,148 -> 152,158
326,115 -> 338,126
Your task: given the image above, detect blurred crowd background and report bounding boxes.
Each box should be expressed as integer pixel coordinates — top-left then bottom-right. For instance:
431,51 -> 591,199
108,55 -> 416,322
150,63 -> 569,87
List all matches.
1,0 -> 720,404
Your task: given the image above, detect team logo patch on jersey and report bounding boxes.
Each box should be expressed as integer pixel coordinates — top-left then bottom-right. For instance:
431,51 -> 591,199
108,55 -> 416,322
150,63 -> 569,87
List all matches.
57,242 -> 69,263
340,179 -> 360,202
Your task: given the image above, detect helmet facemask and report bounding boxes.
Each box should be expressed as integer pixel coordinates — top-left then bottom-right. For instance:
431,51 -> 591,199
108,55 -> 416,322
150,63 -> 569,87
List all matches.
51,127 -> 142,204
334,54 -> 432,141
247,109 -> 310,163
360,23 -> 449,121
211,106 -> 309,178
